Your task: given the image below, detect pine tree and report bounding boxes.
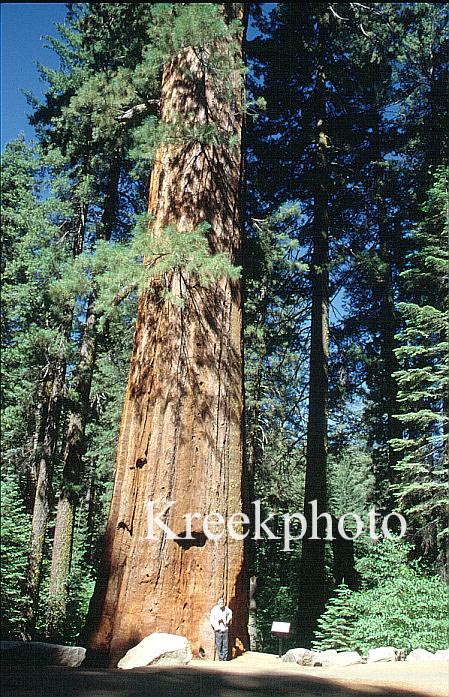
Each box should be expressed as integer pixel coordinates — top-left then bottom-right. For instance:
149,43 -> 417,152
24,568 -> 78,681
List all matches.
312,583 -> 355,652
313,540 -> 448,654
1,137 -> 78,636
243,206 -> 309,648
0,468 -> 32,639
337,3 -> 449,512
391,167 -> 449,572
248,1 -> 387,645
24,4 -> 158,639
350,540 -> 448,654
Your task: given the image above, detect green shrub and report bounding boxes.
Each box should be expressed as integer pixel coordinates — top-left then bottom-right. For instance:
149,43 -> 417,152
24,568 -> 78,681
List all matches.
313,539 -> 448,654
351,565 -> 448,653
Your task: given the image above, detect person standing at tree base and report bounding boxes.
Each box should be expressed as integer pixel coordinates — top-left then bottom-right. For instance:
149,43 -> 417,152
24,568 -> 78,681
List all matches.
210,597 -> 232,660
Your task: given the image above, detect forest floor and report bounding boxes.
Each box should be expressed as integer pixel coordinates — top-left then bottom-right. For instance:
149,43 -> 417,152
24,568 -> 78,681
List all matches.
1,651 -> 447,697
191,652 -> 449,696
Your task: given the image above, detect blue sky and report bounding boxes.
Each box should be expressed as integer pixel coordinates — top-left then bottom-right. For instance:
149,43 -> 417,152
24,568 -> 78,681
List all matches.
0,3 -> 274,151
1,3 -> 67,149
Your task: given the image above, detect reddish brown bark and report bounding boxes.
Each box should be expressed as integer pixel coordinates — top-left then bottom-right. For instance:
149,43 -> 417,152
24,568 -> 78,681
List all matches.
86,18 -> 247,666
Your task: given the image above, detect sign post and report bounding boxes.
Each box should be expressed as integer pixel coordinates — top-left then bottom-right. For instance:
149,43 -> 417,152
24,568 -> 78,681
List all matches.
270,621 -> 291,658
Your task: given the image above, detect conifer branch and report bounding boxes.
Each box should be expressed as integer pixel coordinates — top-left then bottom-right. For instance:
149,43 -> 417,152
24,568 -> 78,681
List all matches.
118,100 -> 159,122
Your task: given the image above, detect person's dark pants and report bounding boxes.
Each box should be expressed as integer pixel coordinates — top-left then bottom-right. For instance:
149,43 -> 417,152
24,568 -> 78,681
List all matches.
214,629 -> 229,660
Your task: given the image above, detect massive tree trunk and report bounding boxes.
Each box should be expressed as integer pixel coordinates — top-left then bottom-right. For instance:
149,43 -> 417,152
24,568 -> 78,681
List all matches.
299,56 -> 329,646
86,9 -> 248,667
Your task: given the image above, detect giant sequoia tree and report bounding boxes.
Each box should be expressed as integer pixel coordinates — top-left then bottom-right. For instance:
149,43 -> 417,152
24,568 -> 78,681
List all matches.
2,0 -> 448,657
85,4 -> 249,664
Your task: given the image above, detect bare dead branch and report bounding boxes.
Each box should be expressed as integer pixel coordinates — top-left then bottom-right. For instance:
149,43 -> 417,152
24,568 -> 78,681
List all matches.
112,282 -> 138,306
118,100 -> 159,122
360,22 -> 372,38
329,5 -> 350,21
350,2 -> 385,16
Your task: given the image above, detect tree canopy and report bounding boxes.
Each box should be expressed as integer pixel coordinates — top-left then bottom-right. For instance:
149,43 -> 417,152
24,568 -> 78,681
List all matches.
1,2 -> 447,655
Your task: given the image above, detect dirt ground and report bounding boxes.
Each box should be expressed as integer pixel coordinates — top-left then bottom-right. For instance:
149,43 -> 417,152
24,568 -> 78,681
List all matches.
191,651 -> 449,696
1,651 -> 448,697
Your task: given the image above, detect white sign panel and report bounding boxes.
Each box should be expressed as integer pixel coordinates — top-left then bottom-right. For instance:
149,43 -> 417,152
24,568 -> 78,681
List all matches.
271,621 -> 290,634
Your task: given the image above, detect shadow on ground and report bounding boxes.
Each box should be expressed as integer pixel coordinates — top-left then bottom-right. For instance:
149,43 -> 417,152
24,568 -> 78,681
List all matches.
0,665 -> 436,697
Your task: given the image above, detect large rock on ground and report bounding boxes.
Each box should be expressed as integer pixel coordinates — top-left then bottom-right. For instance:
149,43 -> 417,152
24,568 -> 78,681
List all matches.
406,649 -> 435,662
282,648 -> 364,668
367,646 -> 400,663
315,649 -> 338,666
319,650 -> 364,667
281,648 -> 318,666
407,648 -> 449,662
0,641 -> 86,667
117,633 -> 192,670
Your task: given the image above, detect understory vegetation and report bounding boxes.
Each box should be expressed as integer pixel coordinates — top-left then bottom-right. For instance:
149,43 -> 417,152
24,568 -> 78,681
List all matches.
1,3 -> 447,653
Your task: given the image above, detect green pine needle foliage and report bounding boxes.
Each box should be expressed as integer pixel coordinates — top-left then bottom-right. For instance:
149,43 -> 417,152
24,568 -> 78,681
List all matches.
312,583 -> 356,651
54,217 -> 241,324
391,167 -> 449,556
0,470 -> 32,639
313,539 -> 448,654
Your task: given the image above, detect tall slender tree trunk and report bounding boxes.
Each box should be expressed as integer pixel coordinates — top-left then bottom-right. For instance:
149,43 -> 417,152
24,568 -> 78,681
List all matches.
368,114 -> 401,512
244,275 -> 271,650
83,467 -> 97,566
24,200 -> 88,637
26,382 -> 50,513
46,154 -> 122,640
86,7 -> 248,666
375,164 -> 401,511
248,575 -> 257,651
299,57 -> 329,646
24,362 -> 66,637
45,300 -> 97,640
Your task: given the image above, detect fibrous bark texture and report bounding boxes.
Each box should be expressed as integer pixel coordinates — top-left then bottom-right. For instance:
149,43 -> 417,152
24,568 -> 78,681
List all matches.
87,30 -> 247,666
